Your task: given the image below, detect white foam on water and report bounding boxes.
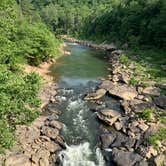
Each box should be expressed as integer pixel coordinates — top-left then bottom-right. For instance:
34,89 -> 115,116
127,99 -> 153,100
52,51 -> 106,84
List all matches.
67,99 -> 84,111
59,142 -> 105,166
55,96 -> 67,102
73,109 -> 88,134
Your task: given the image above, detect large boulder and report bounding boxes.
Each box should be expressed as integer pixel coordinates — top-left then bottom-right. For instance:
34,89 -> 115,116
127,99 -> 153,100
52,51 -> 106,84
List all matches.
84,89 -> 106,100
97,109 -> 121,125
121,99 -> 155,114
154,96 -> 166,109
100,133 -> 116,149
111,132 -> 136,148
99,80 -> 114,91
109,85 -> 138,100
112,148 -> 148,166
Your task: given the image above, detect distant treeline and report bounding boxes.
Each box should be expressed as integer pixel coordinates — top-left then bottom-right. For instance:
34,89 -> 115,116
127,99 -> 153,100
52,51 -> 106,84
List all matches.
32,0 -> 166,48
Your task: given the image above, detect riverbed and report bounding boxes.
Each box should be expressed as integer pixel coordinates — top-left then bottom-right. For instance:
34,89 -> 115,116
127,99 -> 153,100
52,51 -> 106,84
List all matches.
50,42 -> 116,165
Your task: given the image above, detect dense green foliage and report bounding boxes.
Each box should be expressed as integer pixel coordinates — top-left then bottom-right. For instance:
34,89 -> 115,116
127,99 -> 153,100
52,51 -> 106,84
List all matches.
0,0 -> 60,151
32,0 -> 166,48
82,0 -> 166,47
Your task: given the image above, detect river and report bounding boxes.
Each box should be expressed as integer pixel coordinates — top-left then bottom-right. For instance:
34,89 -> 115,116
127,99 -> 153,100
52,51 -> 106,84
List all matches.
50,42 -> 110,166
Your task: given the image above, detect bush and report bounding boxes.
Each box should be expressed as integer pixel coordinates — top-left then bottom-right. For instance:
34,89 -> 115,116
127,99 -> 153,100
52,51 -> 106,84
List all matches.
16,22 -> 61,66
0,71 -> 41,151
120,54 -> 129,65
129,77 -> 139,86
138,109 -> 153,121
149,128 -> 166,149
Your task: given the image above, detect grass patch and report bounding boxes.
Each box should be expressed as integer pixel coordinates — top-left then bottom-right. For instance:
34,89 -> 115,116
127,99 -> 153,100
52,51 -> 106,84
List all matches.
129,77 -> 139,86
138,109 -> 153,121
149,128 -> 166,150
120,54 -> 129,66
126,48 -> 166,83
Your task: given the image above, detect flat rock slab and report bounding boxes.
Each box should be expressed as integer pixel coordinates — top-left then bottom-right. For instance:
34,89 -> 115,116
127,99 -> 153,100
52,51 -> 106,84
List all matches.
109,84 -> 138,100
84,89 -> 106,100
100,108 -> 121,117
121,99 -> 155,114
99,80 -> 114,91
142,87 -> 161,96
5,155 -> 31,166
97,109 -> 121,126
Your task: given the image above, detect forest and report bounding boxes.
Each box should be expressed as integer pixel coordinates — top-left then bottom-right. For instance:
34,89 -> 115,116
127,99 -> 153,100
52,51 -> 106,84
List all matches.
0,0 -> 165,156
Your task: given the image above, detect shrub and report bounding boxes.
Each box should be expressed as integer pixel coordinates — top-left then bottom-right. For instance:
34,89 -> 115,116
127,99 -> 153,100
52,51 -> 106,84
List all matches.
138,109 -> 153,121
129,77 -> 139,86
120,54 -> 129,65
149,128 -> 166,149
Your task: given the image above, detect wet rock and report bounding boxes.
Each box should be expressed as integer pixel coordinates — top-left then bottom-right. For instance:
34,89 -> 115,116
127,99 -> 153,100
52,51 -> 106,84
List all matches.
154,95 -> 166,109
84,89 -> 106,100
121,99 -> 155,114
49,120 -> 64,130
97,109 -> 121,125
5,155 -> 31,166
112,148 -> 145,166
109,84 -> 138,100
111,132 -> 136,148
142,87 -> 161,96
55,135 -> 66,149
100,133 -> 116,149
41,126 -> 59,139
99,80 -> 114,91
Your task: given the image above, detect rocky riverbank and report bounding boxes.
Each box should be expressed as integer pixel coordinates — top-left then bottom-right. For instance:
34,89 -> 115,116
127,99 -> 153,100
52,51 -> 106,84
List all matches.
0,45 -> 68,166
84,47 -> 166,165
62,35 -> 118,51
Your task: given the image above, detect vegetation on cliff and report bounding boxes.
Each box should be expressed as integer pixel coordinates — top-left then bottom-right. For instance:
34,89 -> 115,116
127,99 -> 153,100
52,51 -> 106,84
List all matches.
0,0 -> 60,151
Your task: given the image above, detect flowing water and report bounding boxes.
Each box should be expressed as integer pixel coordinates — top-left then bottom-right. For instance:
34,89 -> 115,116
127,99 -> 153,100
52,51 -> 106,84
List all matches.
50,42 -> 110,166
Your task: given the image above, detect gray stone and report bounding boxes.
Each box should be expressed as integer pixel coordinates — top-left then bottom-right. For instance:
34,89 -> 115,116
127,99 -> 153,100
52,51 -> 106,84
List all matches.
49,120 -> 64,130
142,87 -> 161,96
154,96 -> 166,109
100,133 -> 116,149
97,109 -> 121,125
84,89 -> 106,100
112,148 -> 144,166
109,85 -> 138,100
99,80 -> 114,91
111,132 -> 136,148
41,126 -> 59,139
